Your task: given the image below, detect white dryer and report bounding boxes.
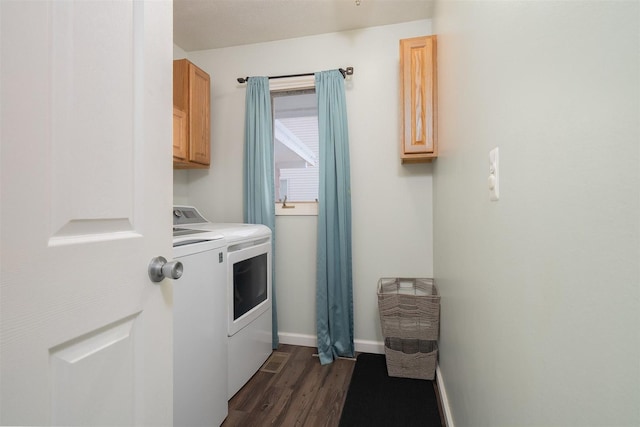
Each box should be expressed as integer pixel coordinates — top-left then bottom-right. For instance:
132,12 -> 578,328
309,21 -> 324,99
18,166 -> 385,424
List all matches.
173,206 -> 273,399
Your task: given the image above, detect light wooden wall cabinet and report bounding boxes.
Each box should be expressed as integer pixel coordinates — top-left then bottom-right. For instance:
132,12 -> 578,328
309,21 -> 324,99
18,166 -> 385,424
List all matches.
400,35 -> 437,163
173,59 -> 210,169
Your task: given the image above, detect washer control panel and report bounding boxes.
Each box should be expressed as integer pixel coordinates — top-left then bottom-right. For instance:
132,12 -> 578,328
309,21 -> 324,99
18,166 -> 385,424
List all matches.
173,206 -> 207,226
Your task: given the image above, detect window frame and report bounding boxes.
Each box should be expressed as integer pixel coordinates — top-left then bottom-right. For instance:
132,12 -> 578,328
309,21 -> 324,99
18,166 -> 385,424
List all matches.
270,76 -> 319,217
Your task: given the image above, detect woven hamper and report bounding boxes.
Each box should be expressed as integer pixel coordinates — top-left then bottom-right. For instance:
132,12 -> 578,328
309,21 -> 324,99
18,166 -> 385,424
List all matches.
384,337 -> 438,380
377,278 -> 440,341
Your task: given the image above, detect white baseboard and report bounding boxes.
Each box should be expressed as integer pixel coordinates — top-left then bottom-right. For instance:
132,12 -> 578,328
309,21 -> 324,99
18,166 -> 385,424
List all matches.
278,332 -> 317,348
354,339 -> 384,354
277,333 -> 384,354
436,365 -> 454,427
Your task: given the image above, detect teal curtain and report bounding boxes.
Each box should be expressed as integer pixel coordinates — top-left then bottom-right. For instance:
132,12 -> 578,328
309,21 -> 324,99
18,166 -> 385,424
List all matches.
243,77 -> 278,349
315,70 -> 354,365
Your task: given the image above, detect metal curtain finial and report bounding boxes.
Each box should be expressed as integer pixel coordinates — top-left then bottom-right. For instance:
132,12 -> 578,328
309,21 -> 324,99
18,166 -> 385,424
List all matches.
342,67 -> 354,78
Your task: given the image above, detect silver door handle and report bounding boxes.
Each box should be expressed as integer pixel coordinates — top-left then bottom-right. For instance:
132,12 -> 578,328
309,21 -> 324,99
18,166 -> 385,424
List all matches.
148,256 -> 183,282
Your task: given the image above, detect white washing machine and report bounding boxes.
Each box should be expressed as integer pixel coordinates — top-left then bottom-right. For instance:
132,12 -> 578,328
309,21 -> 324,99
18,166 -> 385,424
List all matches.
172,227 -> 228,426
173,206 -> 273,399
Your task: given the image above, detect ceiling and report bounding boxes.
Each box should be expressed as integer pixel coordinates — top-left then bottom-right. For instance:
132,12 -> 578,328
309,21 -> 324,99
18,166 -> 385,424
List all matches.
174,0 -> 435,51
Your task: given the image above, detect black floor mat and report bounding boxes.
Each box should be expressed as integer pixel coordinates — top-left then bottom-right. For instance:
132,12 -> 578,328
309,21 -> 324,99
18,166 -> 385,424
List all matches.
339,353 -> 442,427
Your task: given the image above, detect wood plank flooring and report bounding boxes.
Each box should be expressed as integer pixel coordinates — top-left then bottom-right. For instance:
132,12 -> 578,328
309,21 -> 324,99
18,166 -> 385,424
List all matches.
222,344 -> 355,427
222,344 -> 446,427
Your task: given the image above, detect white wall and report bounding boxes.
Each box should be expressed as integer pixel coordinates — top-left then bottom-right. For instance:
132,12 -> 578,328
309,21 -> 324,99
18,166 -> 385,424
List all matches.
433,2 -> 639,426
172,43 -> 189,205
178,20 -> 434,344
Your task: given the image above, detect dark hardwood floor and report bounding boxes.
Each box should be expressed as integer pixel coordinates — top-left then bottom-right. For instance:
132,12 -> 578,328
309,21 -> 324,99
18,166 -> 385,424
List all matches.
222,344 -> 355,427
222,344 -> 446,427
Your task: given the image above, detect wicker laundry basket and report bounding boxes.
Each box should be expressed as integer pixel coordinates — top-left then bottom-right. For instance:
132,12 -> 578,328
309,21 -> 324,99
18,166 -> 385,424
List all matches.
384,337 -> 438,380
377,278 -> 440,341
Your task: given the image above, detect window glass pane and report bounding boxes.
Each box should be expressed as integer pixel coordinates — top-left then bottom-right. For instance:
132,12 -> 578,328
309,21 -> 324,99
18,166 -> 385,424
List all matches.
272,91 -> 318,202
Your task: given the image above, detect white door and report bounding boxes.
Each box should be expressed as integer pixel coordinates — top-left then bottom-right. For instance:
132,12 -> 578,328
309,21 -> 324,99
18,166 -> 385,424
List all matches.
1,1 -> 174,425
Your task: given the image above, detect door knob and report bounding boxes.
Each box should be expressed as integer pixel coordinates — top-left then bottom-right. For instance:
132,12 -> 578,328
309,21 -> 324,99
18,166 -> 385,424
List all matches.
148,256 -> 183,282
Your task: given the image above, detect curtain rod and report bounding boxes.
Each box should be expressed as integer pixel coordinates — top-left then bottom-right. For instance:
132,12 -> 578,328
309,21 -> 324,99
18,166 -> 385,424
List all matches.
237,67 -> 353,84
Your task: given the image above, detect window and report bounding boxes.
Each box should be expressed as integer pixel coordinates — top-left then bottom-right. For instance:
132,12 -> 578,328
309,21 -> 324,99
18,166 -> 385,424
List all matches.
272,89 -> 319,215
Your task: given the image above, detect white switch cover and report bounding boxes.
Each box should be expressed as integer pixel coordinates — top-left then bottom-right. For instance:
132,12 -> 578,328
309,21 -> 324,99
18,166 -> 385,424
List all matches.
489,147 -> 499,201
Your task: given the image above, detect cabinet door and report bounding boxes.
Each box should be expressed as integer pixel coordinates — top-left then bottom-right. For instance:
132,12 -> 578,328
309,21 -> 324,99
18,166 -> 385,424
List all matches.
173,107 -> 188,161
188,63 -> 210,165
400,35 -> 437,162
173,59 -> 189,113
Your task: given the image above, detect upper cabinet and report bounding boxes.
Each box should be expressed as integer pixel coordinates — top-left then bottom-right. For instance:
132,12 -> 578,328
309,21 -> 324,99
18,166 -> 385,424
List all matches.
173,59 -> 210,169
400,35 -> 437,163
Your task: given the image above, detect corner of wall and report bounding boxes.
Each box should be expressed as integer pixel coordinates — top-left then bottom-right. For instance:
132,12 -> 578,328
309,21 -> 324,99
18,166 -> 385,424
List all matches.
173,43 -> 188,60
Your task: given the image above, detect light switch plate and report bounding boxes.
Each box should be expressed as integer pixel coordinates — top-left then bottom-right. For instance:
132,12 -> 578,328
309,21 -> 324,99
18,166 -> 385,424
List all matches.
489,147 -> 499,201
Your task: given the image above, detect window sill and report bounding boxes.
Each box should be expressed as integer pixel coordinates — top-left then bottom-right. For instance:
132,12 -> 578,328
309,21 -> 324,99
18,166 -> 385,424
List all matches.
275,201 -> 318,216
